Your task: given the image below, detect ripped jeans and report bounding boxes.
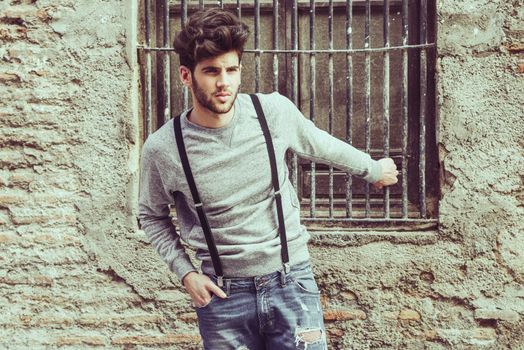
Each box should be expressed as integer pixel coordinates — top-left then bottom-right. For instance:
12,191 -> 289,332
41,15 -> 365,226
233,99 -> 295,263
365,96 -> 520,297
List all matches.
194,262 -> 328,350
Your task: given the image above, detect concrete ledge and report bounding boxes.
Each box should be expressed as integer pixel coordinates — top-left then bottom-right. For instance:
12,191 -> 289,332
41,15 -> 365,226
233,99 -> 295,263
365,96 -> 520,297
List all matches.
309,230 -> 439,247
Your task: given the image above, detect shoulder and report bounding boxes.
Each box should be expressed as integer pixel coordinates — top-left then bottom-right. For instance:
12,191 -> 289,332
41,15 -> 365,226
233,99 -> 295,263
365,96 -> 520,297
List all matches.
244,92 -> 300,125
255,91 -> 295,112
141,118 -> 178,162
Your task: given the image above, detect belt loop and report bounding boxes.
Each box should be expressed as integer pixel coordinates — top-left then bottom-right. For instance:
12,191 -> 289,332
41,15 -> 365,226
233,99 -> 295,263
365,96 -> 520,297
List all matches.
280,263 -> 290,287
217,276 -> 224,288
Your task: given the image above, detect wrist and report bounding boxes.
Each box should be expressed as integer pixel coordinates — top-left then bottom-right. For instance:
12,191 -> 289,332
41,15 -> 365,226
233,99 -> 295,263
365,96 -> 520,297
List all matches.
181,271 -> 198,287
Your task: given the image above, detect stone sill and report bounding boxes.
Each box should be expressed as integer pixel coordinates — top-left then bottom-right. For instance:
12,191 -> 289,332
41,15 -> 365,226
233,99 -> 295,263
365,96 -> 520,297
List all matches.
308,230 -> 439,247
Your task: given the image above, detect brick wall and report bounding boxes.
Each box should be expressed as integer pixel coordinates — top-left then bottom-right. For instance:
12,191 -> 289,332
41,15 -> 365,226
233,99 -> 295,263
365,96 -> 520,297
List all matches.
1,0 -> 523,349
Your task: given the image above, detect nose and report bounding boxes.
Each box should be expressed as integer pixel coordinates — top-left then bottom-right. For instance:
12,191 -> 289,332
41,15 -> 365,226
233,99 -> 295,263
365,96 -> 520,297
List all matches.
216,71 -> 230,89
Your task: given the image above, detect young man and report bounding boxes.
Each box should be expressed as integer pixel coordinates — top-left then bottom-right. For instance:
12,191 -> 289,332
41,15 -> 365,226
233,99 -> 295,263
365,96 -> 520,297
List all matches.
138,8 -> 398,350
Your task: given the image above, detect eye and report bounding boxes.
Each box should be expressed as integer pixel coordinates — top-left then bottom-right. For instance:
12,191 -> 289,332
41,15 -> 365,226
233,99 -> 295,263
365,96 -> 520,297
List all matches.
203,68 -> 219,74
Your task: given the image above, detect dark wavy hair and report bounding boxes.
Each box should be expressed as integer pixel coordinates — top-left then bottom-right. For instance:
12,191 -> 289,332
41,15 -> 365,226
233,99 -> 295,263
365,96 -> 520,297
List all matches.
173,8 -> 250,72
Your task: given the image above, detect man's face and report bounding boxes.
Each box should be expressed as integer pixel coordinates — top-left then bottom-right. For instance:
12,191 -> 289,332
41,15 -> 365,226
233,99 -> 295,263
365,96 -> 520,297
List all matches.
185,51 -> 241,116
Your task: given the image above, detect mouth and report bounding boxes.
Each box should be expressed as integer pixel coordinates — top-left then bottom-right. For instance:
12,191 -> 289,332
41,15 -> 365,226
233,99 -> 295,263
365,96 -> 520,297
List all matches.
215,92 -> 231,103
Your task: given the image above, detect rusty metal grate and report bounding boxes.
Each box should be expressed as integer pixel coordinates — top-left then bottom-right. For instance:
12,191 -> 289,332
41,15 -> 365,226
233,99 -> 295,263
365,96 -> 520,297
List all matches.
137,0 -> 439,229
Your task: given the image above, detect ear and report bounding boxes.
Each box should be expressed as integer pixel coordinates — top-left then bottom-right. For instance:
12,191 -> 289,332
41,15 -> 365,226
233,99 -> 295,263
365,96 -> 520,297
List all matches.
179,66 -> 192,88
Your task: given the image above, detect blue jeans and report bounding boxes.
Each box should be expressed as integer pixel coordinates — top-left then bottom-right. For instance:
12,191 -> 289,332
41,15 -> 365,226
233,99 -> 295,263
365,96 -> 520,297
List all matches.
194,262 -> 328,350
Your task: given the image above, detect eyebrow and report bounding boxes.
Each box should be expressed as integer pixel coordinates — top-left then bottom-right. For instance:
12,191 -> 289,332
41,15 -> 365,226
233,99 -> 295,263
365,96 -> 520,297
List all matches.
201,65 -> 240,71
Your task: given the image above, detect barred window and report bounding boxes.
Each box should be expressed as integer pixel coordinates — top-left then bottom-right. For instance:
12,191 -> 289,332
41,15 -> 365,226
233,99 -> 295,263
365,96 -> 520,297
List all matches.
138,0 -> 438,229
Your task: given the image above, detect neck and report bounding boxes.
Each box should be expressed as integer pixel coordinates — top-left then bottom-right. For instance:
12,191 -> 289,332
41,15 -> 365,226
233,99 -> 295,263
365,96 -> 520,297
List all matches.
188,105 -> 235,129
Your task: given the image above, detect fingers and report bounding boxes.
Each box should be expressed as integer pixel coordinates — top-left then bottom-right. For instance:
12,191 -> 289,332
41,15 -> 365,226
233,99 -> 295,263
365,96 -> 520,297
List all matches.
207,282 -> 227,299
373,182 -> 384,190
192,289 -> 213,307
192,283 -> 225,307
377,157 -> 399,187
183,273 -> 228,307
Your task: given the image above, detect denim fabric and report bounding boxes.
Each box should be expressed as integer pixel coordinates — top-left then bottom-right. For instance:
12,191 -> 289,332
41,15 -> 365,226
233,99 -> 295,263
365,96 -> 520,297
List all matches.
194,262 -> 327,350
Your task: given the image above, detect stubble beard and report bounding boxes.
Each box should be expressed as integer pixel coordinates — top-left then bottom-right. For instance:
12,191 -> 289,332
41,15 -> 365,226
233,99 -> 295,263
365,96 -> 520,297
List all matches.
192,76 -> 239,115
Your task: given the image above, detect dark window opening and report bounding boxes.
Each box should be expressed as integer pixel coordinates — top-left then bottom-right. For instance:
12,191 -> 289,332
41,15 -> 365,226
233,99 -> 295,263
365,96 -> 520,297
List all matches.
138,0 -> 439,230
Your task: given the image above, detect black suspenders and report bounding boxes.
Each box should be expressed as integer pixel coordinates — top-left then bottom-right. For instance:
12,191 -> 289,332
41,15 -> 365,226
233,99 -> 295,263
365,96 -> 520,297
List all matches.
173,94 -> 290,286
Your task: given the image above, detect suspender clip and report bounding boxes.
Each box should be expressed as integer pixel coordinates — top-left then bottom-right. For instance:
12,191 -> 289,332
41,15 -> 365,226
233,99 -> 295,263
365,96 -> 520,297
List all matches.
217,276 -> 224,288
195,202 -> 203,208
283,263 -> 291,274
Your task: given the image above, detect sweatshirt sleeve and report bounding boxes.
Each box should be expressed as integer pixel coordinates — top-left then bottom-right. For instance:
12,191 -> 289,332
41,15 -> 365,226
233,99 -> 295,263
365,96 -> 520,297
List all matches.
267,92 -> 382,183
137,140 -> 197,282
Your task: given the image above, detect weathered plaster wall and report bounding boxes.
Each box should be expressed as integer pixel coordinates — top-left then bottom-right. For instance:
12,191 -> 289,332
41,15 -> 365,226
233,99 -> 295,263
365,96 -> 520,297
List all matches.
304,1 -> 523,349
0,0 -> 523,349
0,0 -> 186,348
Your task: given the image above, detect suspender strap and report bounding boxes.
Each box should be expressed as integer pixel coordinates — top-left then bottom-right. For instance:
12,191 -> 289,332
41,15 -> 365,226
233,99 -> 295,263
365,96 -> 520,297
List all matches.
173,95 -> 290,280
249,94 -> 290,272
173,115 -> 224,283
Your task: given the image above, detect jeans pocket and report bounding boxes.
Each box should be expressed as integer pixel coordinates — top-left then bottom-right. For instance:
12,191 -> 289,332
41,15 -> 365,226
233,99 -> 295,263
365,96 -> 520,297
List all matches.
193,294 -> 217,309
292,272 -> 321,295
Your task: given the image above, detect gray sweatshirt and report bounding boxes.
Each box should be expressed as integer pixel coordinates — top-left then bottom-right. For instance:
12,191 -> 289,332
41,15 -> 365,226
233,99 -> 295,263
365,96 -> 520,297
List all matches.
138,92 -> 382,281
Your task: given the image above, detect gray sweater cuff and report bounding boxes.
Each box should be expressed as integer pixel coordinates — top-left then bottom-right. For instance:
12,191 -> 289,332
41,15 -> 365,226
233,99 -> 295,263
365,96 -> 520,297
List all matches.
363,159 -> 383,183
173,259 -> 198,283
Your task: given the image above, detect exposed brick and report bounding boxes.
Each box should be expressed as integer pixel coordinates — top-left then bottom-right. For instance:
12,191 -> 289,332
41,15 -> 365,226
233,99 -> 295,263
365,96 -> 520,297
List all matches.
0,193 -> 27,205
31,234 -> 55,244
16,314 -> 163,329
78,314 -> 164,327
54,336 -> 106,346
320,294 -> 329,307
327,327 -> 345,338
111,334 -> 201,345
12,213 -> 77,225
178,312 -> 198,323
0,210 -> 10,225
472,328 -> 497,341
0,150 -> 26,169
33,275 -> 53,286
340,291 -> 358,301
398,309 -> 421,321
323,309 -> 367,322
20,316 -> 74,328
475,309 -> 520,322
0,28 -> 11,41
0,275 -> 53,286
0,128 -> 66,149
433,328 -> 497,344
425,330 -> 438,341
0,72 -> 21,83
517,62 -> 524,74
8,172 -> 36,187
0,232 -> 17,244
36,8 -> 53,23
0,5 -> 38,23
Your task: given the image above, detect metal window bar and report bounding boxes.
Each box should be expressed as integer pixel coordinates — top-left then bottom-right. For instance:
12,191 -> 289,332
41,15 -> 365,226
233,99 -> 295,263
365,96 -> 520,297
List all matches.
328,0 -> 334,218
290,0 -> 299,190
143,0 -> 153,139
138,0 -> 438,228
401,0 -> 408,218
309,0 -> 317,218
272,0 -> 279,91
419,0 -> 428,219
158,0 -> 171,126
345,0 -> 353,219
382,0 -> 390,219
255,0 -> 261,92
364,0 -> 371,218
